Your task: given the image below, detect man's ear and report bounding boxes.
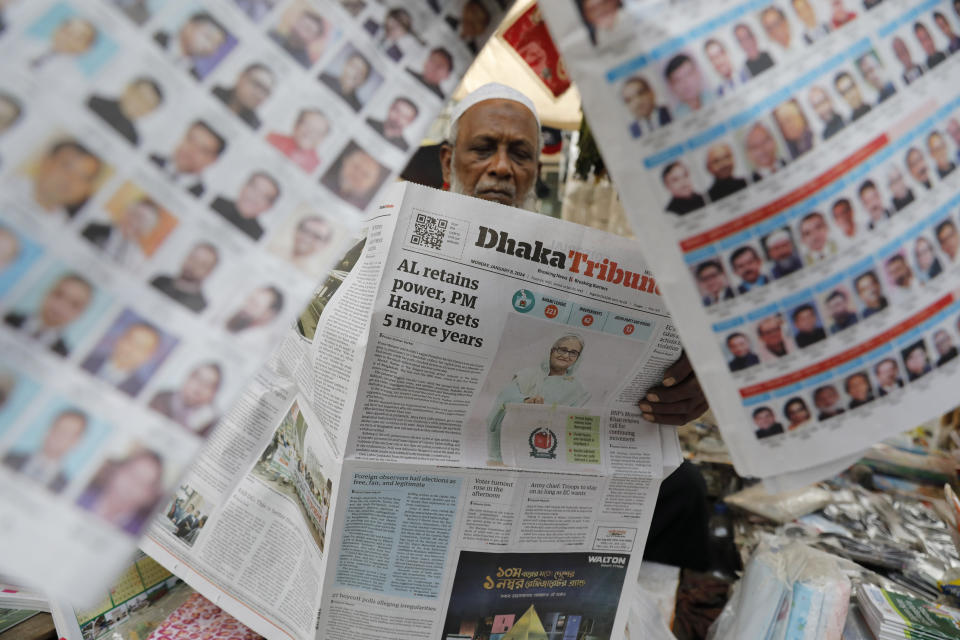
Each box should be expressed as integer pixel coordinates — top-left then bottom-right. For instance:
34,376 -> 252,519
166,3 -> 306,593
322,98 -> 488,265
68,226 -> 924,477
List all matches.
439,142 -> 452,187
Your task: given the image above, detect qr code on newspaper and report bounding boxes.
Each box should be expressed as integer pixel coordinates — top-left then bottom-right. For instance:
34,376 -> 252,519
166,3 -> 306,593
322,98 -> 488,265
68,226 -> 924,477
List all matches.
410,212 -> 447,250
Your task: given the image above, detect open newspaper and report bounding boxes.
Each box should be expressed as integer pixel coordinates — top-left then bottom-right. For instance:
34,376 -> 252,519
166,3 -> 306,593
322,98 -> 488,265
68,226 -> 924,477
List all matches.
140,182 -> 683,640
540,0 -> 960,483
0,0 -> 506,600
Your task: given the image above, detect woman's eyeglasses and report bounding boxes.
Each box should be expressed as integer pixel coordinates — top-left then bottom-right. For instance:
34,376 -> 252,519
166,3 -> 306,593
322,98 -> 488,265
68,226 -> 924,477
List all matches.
552,346 -> 581,358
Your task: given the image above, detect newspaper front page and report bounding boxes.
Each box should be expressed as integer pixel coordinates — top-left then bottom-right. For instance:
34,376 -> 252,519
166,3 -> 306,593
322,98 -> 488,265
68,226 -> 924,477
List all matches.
540,0 -> 960,481
141,182 -> 682,640
0,0 -> 503,600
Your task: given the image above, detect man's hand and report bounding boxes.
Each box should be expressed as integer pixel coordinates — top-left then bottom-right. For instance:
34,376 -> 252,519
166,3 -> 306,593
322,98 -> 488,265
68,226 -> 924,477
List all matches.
639,351 -> 708,425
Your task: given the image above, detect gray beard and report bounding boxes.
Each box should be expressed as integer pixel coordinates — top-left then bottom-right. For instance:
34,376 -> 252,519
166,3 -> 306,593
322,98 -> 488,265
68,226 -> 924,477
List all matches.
448,150 -> 538,212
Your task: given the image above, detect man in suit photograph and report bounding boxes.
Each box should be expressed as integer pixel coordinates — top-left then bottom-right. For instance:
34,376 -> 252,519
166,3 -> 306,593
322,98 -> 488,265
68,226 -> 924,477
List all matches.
26,140 -> 105,222
81,320 -> 164,396
211,63 -> 275,129
366,97 -> 418,151
149,362 -> 222,437
150,242 -> 219,313
81,196 -> 161,268
407,47 -> 453,99
621,75 -> 671,137
87,76 -> 163,145
4,272 -> 93,357
149,120 -> 226,197
2,409 -> 88,493
210,171 -> 280,240
153,11 -> 228,79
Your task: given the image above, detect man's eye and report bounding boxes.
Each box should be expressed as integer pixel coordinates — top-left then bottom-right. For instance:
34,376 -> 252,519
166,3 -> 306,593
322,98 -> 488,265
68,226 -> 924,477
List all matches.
471,145 -> 494,157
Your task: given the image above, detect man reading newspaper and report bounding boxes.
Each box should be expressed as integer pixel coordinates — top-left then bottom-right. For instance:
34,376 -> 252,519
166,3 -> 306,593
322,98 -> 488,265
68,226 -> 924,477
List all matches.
438,82 -> 711,569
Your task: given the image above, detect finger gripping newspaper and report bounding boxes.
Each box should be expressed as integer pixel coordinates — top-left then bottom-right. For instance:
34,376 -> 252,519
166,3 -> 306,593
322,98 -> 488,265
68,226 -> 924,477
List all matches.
141,182 -> 683,640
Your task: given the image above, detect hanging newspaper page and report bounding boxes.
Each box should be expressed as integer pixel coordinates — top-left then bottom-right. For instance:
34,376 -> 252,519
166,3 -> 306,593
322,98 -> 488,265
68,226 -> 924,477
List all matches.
0,0 -> 498,602
541,0 -> 960,480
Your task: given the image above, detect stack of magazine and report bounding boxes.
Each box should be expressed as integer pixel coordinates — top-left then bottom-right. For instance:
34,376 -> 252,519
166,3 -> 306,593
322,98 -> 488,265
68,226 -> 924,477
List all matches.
858,583 -> 960,639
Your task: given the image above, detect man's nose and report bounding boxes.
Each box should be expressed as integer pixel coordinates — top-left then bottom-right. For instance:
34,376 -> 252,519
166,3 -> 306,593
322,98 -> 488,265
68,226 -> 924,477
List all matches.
487,147 -> 514,178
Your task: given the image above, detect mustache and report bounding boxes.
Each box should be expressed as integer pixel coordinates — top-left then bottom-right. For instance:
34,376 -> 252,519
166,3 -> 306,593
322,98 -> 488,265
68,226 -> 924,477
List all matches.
473,177 -> 516,199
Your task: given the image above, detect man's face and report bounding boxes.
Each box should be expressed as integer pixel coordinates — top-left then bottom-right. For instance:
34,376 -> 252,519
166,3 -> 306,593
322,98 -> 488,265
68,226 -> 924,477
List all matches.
385,100 -> 417,133
835,75 -> 864,110
172,125 -> 221,174
792,0 -> 816,27
111,325 -> 160,371
732,250 -> 762,283
947,118 -> 960,147
339,55 -> 369,94
735,25 -> 760,57
461,1 -> 490,38
179,18 -> 225,58
847,375 -> 869,401
907,149 -> 930,184
582,0 -> 620,30
800,215 -> 828,251
794,308 -> 817,332
936,15 -> 953,37
916,238 -> 935,271
728,335 -> 751,357
293,112 -> 329,150
753,408 -> 775,429
814,387 -> 839,410
236,175 -> 278,218
934,330 -> 954,356
938,223 -> 959,259
621,80 -> 655,120
664,163 -> 695,198
766,236 -> 795,262
832,202 -> 856,235
423,52 -> 452,85
906,347 -> 927,373
746,125 -> 778,168
119,201 -> 159,240
232,288 -> 278,327
916,26 -> 936,55
706,144 -> 735,179
35,147 -> 101,209
858,55 -> 883,90
234,67 -> 274,111
442,99 -> 539,208
786,401 -> 810,424
774,103 -> 806,142
885,257 -> 912,287
762,9 -> 791,48
119,82 -> 161,119
40,277 -> 91,328
338,150 -> 380,197
876,360 -> 898,386
697,265 -> 728,297
893,38 -> 913,67
859,187 -> 884,221
0,229 -> 18,270
181,365 -> 219,407
293,218 -> 330,257
888,169 -> 909,198
808,87 -> 835,123
758,318 -> 784,349
928,134 -> 950,169
0,97 -> 18,134
667,60 -> 703,106
290,13 -> 322,47
856,275 -> 882,307
383,13 -> 409,41
179,245 -> 218,282
826,294 -> 851,319
705,42 -> 733,79
42,413 -> 86,458
52,18 -> 96,55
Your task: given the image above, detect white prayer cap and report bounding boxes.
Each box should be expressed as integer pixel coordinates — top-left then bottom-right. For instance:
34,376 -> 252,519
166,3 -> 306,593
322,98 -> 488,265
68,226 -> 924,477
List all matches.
766,229 -> 792,246
450,82 -> 541,130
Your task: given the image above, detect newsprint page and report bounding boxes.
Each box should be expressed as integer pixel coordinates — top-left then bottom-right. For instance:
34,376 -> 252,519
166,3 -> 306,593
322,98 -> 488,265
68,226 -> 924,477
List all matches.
540,0 -> 960,484
0,0 -> 507,600
140,183 -> 684,640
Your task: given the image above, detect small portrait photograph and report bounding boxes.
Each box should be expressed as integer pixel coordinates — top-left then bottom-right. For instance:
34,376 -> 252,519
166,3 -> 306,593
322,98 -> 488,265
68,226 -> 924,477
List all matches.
469,313 -> 646,465
820,285 -> 859,334
806,84 -> 846,141
701,35 -> 745,98
829,195 -> 860,239
366,95 -> 420,152
788,301 -> 826,349
296,236 -> 366,341
732,18 -> 775,80
161,484 -> 212,547
363,5 -> 423,62
751,405 -> 784,439
910,233 -> 944,283
760,227 -> 803,279
149,241 -> 221,313
444,0 -> 496,55
0,369 -> 39,438
19,3 -> 117,77
268,0 -> 337,69
266,106 -> 331,174
2,265 -> 109,358
914,19 -> 947,70
852,269 -> 888,318
660,159 -> 706,215
340,0 -> 367,17
16,137 -> 112,222
933,9 -> 960,54
724,330 -> 760,372
927,130 -> 957,180
320,140 -> 390,211
0,91 -> 24,139
886,163 -> 916,212
889,33 -> 925,85
782,395 -> 813,431
728,243 -> 771,294
318,44 -> 384,112
3,401 -> 110,494
758,4 -> 798,53
789,0 -> 831,46
854,179 -> 889,230
855,50 -> 896,103
901,339 -> 932,382
812,383 -> 845,420
753,312 -> 795,361
232,0 -> 279,23
210,170 -> 281,241
575,0 -> 635,47
80,308 -> 178,397
692,258 -> 735,306
147,359 -> 225,437
661,51 -> 714,117
771,97 -> 815,160
873,356 -> 904,396
152,7 -> 236,81
796,210 -> 837,264
828,0 -> 857,29
211,61 -> 276,130
405,46 -> 455,99
931,326 -> 959,368
702,140 -> 749,202
935,216 -> 960,264
75,443 -> 168,535
224,283 -> 286,342
843,370 -> 875,409
107,0 -> 166,26
86,75 -> 165,146
832,69 -> 872,122
268,207 -> 337,277
148,119 -> 227,198
741,119 -> 789,181
81,181 -> 177,270
0,224 -> 43,297
881,249 -> 918,299
620,74 -> 672,138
